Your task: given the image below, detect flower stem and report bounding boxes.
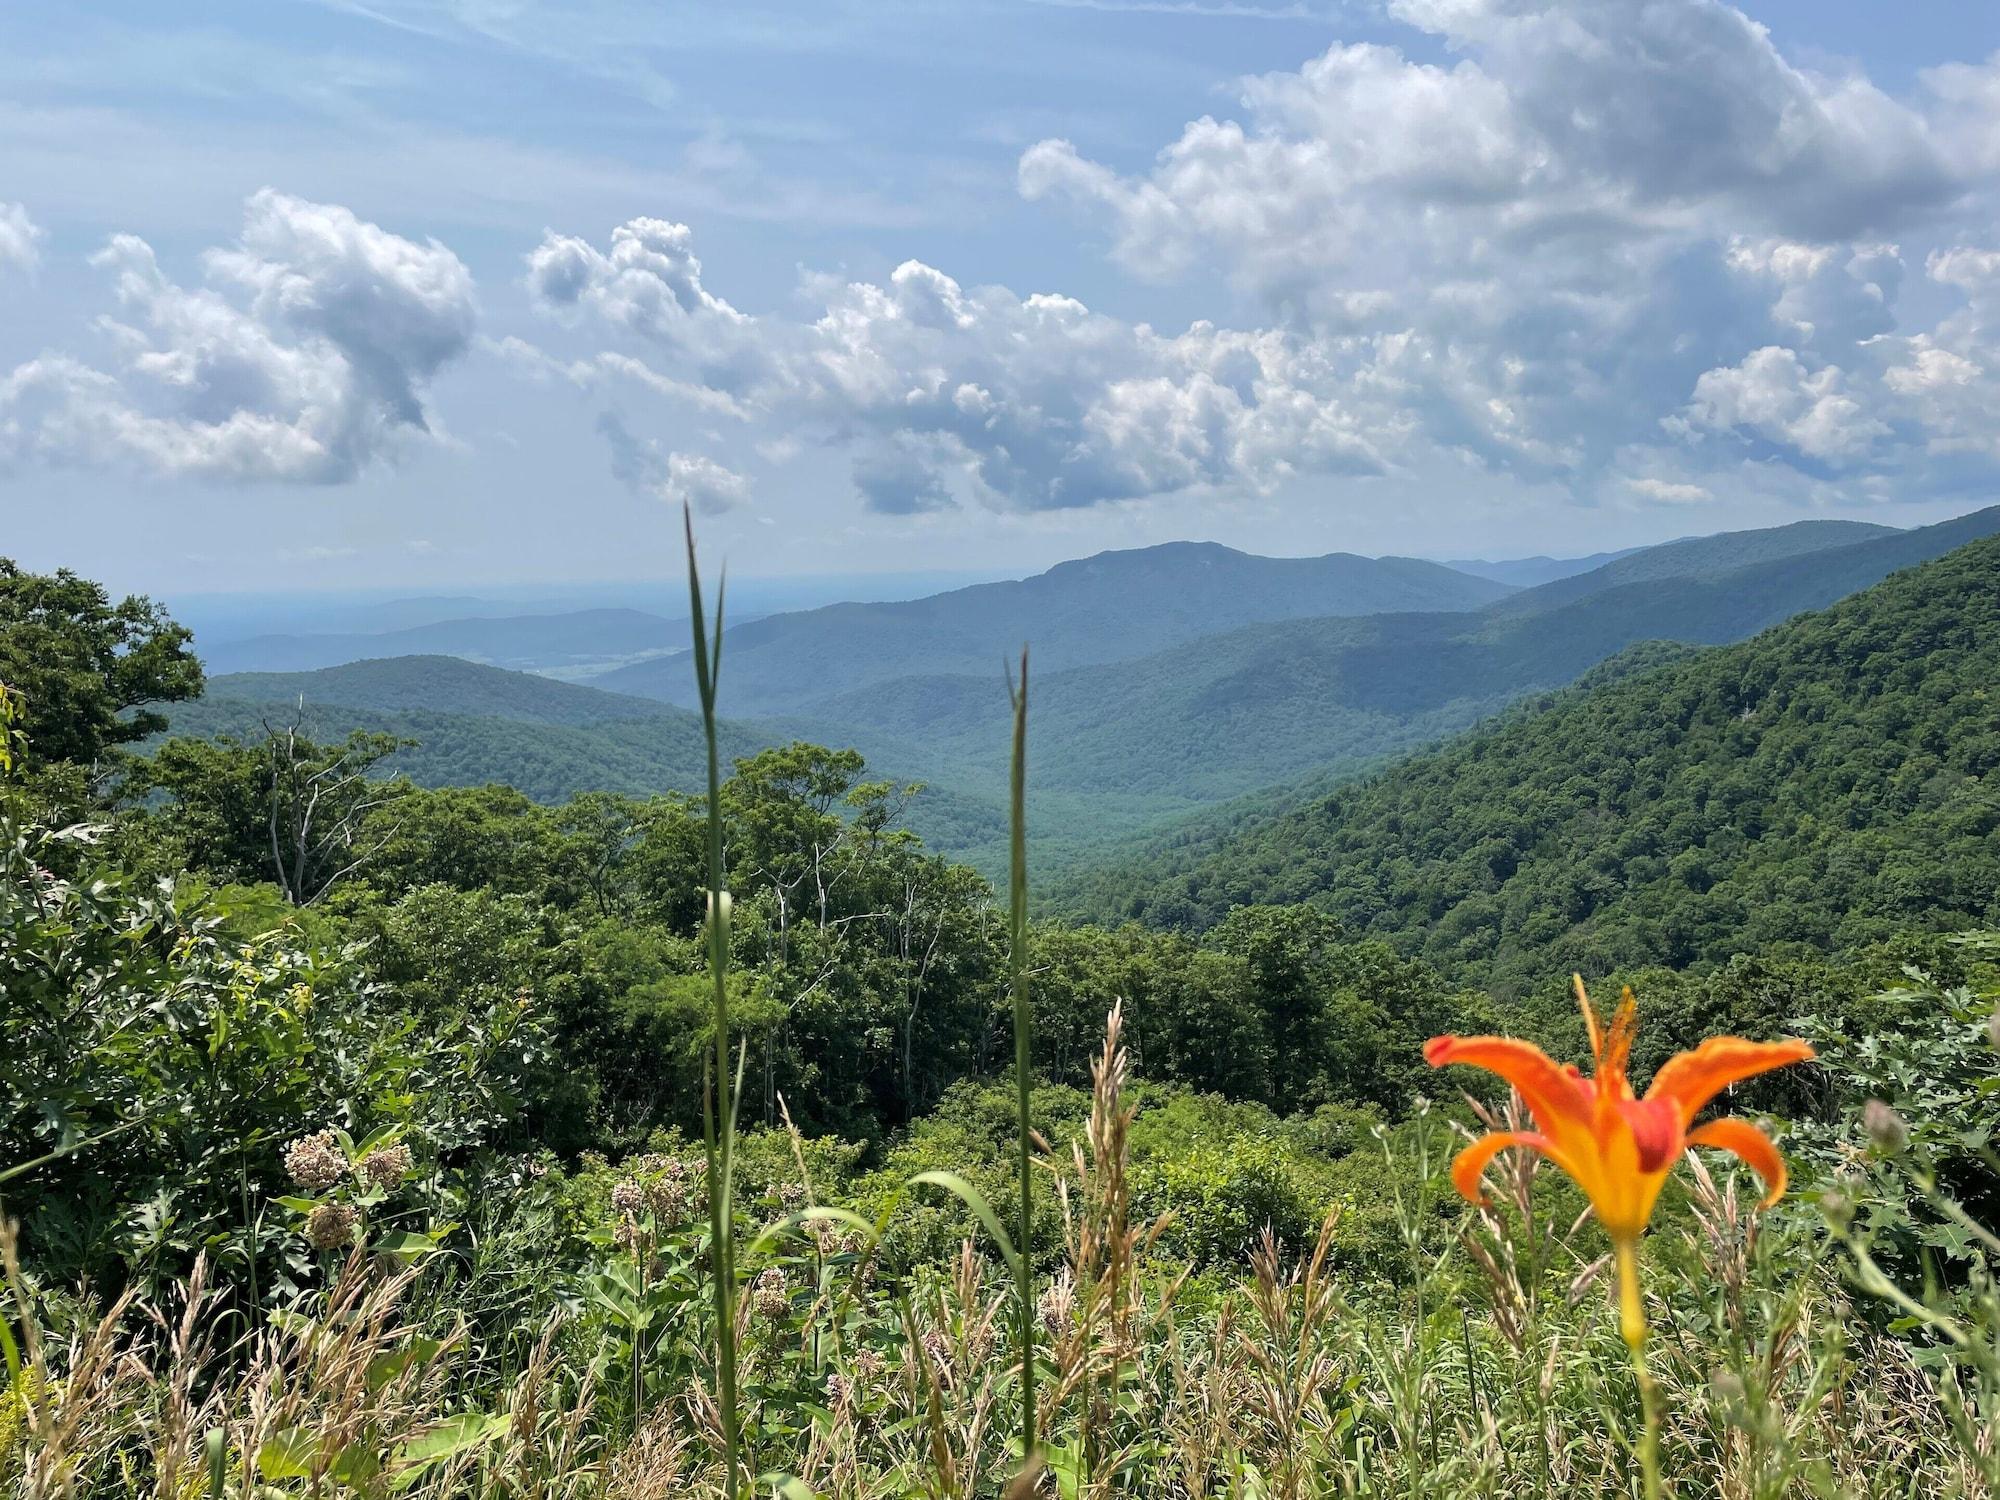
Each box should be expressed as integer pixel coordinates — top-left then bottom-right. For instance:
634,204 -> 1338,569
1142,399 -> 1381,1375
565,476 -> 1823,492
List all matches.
1007,647 -> 1037,1464
685,509 -> 740,1499
1615,1236 -> 1663,1500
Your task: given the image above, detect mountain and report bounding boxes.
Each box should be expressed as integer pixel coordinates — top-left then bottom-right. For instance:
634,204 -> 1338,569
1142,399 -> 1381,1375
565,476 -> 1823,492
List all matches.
1479,517 -> 1898,619
1442,518 -> 1894,591
155,513 -> 1990,886
207,656 -> 667,726
1444,548 -> 1641,587
201,608 -> 686,676
157,656 -> 771,804
786,510 -> 1994,869
594,542 -> 1517,712
1054,529 -> 2000,996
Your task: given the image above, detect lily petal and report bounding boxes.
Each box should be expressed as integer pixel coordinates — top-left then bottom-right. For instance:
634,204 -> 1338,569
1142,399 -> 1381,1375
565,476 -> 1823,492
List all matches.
1448,1130 -> 1554,1205
1616,1096 -> 1684,1173
1425,1035 -> 1591,1135
1687,1117 -> 1788,1207
1573,974 -> 1604,1063
1645,1037 -> 1817,1124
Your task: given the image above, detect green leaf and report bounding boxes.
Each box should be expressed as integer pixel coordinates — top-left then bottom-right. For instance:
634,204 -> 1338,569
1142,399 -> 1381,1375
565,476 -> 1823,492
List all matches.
754,1473 -> 820,1500
906,1169 -> 1020,1274
393,1410 -> 510,1489
366,1335 -> 443,1392
371,1228 -> 446,1262
255,1427 -> 323,1482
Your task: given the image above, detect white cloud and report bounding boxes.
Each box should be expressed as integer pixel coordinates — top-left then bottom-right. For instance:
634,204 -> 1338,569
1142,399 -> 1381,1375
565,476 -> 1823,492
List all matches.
0,202 -> 41,273
512,4 -> 2000,518
1681,346 -> 1889,463
1626,477 -> 1713,504
597,410 -> 749,512
1,190 -> 475,482
536,224 -> 1392,512
1013,1 -> 2000,502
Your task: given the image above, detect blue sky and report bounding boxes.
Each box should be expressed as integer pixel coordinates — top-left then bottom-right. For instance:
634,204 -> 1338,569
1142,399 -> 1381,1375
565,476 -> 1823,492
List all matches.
5,1 -> 2000,595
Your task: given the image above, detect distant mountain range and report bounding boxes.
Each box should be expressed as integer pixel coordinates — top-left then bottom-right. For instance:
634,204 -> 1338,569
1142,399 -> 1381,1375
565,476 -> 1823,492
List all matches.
207,656 -> 666,725
1443,548 -> 1641,587
757,512 -> 1993,870
592,543 -> 1517,712
200,608 -> 687,676
162,509 -> 2000,881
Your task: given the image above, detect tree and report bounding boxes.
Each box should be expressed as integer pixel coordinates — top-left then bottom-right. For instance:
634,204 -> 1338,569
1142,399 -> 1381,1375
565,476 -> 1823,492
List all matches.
264,722 -> 411,905
122,721 -> 412,904
0,560 -> 203,766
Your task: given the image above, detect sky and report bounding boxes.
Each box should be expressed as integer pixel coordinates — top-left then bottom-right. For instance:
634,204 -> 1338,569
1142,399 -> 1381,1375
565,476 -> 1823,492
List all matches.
5,0 -> 2000,596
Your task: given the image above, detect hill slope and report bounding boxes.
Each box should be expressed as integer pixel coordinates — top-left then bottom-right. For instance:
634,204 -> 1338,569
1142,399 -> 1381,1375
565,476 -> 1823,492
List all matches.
596,542 -> 1515,712
1480,517 -> 1897,618
157,658 -> 771,804
202,608 -> 685,676
1056,530 -> 2000,995
208,656 -> 667,726
1444,548 -> 1639,587
797,509 -> 1996,809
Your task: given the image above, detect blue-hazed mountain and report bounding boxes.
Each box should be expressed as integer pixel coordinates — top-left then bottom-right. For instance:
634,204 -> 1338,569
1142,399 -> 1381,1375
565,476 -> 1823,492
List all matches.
789,512 -> 1980,802
201,608 -> 687,676
158,510 -> 1994,884
1476,517 -> 1897,618
1443,548 -> 1641,587
207,656 -> 667,725
1444,518 -> 1892,591
594,542 -> 1518,713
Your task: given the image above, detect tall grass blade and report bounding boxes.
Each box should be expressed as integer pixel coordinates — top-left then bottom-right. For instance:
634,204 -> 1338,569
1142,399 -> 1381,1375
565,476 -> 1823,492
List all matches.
685,506 -> 741,1498
1006,647 -> 1037,1464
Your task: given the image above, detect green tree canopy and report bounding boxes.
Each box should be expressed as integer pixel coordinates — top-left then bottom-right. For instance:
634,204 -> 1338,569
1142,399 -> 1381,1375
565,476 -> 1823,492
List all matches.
0,559 -> 203,766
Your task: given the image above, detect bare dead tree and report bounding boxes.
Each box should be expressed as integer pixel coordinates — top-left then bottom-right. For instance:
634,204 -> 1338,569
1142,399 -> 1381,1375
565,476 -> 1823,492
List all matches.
262,707 -> 408,906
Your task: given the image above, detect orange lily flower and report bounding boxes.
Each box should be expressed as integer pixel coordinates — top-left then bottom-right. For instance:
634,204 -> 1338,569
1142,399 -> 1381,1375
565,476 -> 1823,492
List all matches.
1424,976 -> 1814,1347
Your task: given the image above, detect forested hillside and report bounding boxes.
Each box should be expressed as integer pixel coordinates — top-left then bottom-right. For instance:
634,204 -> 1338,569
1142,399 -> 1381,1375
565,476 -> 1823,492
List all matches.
788,507 -> 1999,863
209,656 -> 667,724
1061,531 -> 2000,995
158,694 -> 771,804
154,514 -> 1997,880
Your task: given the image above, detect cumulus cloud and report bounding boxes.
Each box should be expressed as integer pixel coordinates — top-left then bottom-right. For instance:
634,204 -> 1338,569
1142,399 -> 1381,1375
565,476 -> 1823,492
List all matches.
1681,346 -> 1890,464
1025,0 -> 1955,297
535,225 -> 1391,512
0,203 -> 41,273
1626,477 -> 1713,504
598,410 -> 749,512
1,190 -> 474,482
1013,0 -> 2000,502
513,3 -> 2000,516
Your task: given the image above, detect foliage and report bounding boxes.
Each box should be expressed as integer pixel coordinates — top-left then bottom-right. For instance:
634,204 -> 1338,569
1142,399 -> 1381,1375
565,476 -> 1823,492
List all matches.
1066,532 -> 2000,998
0,787 -> 544,1300
0,558 -> 203,767
122,724 -> 413,904
7,544 -> 2000,1495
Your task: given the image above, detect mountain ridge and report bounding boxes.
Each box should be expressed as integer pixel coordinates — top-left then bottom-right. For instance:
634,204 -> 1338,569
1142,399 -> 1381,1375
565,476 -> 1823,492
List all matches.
207,655 -> 666,726
595,540 -> 1516,710
1051,527 -> 2000,993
